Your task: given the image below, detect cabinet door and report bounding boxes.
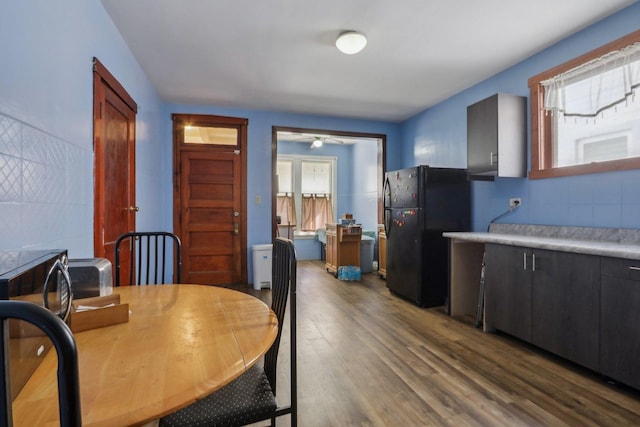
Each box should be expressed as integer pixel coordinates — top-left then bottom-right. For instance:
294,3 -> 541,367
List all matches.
378,228 -> 387,278
467,95 -> 498,175
325,233 -> 337,273
601,257 -> 640,389
531,250 -> 600,371
338,235 -> 361,267
484,243 -> 531,341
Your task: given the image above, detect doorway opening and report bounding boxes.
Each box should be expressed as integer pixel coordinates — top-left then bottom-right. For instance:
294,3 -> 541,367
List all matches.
271,127 -> 386,243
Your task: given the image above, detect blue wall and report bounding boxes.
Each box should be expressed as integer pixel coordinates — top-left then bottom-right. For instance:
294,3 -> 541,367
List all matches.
401,3 -> 640,231
351,138 -> 380,232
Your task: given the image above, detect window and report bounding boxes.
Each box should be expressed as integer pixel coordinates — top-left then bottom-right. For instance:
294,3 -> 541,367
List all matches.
276,156 -> 336,236
276,159 -> 296,232
183,125 -> 238,146
300,161 -> 333,232
577,131 -> 630,165
528,29 -> 640,178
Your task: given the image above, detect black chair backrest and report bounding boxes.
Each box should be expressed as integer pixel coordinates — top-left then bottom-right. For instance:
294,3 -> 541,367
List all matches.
115,232 -> 182,286
264,237 -> 296,397
0,301 -> 81,427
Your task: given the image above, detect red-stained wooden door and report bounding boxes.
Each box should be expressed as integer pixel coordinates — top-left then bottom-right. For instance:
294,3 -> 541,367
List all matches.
93,58 -> 137,280
172,114 -> 247,285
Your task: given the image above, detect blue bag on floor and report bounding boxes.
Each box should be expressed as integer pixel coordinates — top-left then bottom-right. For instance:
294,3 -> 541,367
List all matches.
338,265 -> 361,281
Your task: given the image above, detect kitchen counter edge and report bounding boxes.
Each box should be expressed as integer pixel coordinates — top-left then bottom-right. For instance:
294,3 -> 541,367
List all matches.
442,232 -> 640,261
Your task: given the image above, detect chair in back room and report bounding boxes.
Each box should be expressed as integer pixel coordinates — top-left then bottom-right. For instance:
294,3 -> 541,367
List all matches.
114,231 -> 182,286
0,300 -> 82,427
159,236 -> 297,427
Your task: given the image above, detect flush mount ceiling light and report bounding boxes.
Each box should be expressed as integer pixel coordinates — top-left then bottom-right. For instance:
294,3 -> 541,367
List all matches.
311,137 -> 323,148
335,31 -> 367,55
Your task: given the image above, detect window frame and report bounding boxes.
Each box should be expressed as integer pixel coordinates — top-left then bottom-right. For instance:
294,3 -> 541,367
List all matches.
276,158 -> 294,194
528,29 -> 640,179
276,154 -> 337,238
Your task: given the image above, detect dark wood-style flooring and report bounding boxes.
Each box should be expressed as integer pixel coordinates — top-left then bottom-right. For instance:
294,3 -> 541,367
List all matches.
233,260 -> 640,426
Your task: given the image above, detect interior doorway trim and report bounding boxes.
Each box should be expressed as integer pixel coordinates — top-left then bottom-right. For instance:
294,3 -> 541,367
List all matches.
271,126 -> 387,240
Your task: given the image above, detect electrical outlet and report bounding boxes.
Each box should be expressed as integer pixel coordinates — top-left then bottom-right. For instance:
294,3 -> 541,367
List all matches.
509,198 -> 521,208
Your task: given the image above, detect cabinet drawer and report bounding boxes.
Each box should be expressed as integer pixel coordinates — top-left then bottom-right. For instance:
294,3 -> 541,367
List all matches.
601,257 -> 640,281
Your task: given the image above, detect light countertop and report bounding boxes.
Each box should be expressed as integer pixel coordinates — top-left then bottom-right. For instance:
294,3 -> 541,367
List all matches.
443,230 -> 640,261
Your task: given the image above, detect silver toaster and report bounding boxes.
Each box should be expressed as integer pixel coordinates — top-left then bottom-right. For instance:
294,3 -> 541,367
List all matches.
68,258 -> 113,299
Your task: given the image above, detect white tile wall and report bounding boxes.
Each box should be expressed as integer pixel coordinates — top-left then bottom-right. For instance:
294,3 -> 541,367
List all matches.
0,112 -> 91,252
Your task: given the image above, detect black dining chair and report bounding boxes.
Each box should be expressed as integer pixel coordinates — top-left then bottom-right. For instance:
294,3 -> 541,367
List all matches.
0,300 -> 82,427
115,231 -> 182,286
160,237 -> 297,427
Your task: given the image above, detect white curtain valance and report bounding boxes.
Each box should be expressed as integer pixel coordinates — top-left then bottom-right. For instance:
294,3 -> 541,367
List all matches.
541,42 -> 640,117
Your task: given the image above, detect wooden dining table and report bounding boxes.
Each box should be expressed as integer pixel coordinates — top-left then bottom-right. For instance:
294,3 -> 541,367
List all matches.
12,284 -> 278,426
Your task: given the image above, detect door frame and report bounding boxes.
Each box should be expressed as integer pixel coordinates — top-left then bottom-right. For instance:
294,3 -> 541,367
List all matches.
271,126 -> 386,240
172,113 -> 248,285
93,57 -> 138,258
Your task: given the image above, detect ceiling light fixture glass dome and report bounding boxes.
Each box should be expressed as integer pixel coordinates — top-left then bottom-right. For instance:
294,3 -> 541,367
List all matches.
336,31 -> 367,55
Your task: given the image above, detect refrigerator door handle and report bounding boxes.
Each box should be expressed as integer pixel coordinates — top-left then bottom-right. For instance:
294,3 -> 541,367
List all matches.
384,208 -> 392,238
383,177 -> 391,237
383,176 -> 390,209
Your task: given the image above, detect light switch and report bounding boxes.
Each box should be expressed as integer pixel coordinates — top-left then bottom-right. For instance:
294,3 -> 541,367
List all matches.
255,195 -> 261,205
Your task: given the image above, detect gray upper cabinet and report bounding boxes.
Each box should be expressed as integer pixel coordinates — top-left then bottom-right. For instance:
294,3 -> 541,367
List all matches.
467,93 -> 527,180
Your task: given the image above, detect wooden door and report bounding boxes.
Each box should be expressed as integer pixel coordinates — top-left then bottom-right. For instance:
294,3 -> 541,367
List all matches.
173,114 -> 247,285
93,58 -> 137,278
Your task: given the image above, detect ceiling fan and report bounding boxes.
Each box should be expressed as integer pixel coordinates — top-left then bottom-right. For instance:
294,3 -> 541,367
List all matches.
293,135 -> 345,148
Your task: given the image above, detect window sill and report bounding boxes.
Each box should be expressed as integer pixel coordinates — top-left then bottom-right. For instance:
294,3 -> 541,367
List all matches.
293,232 -> 317,240
529,157 -> 640,179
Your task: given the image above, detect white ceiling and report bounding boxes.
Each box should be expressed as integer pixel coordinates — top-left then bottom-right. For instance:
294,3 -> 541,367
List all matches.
101,0 -> 636,122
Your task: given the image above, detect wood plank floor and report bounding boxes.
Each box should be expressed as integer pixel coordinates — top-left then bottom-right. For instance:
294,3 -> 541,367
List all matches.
235,260 -> 640,426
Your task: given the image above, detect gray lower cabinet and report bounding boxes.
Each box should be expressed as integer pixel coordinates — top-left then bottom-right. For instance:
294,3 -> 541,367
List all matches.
530,249 -> 600,371
485,243 -> 531,341
485,243 -> 600,371
601,257 -> 640,389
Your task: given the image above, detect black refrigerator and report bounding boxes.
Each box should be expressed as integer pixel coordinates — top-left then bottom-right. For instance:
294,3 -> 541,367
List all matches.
383,166 -> 470,307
